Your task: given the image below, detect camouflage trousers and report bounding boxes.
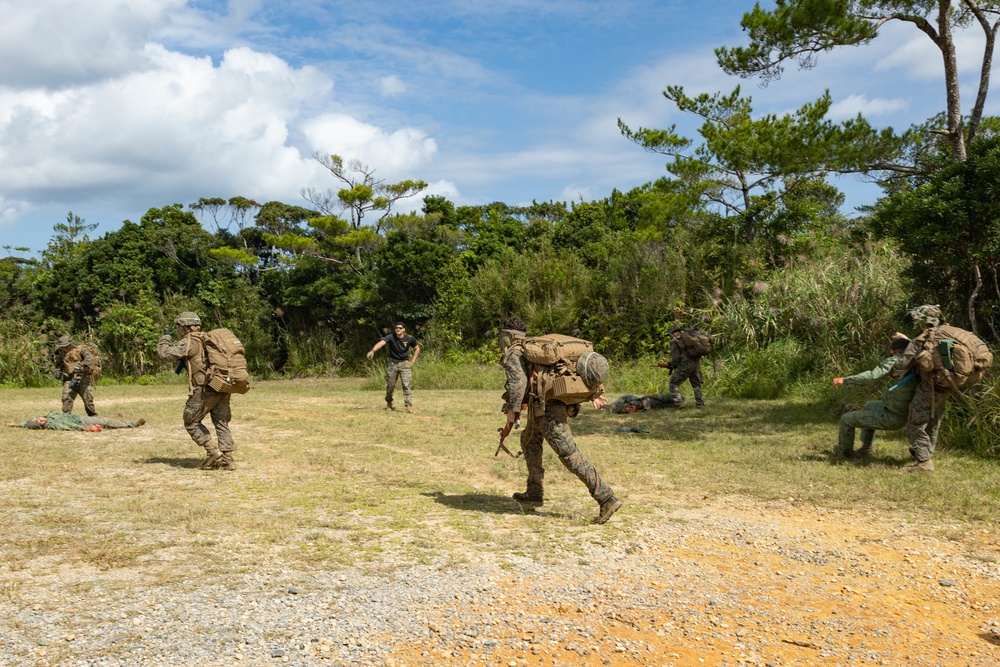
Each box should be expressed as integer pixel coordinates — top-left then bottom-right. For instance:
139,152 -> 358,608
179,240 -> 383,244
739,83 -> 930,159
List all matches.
385,360 -> 413,407
519,400 -> 615,505
62,378 -> 97,416
183,386 -> 235,453
837,400 -> 907,455
669,359 -> 704,407
905,381 -> 950,463
80,416 -> 140,429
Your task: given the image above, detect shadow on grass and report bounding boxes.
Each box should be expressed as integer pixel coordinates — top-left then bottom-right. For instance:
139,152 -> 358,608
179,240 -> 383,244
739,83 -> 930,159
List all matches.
424,491 -> 567,519
140,456 -> 202,469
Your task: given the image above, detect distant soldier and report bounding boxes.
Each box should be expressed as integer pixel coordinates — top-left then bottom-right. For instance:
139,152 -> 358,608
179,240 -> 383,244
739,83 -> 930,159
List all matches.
664,325 -> 710,409
158,312 -> 238,470
833,333 -> 914,458
54,335 -> 99,416
7,410 -> 144,431
367,321 -> 421,413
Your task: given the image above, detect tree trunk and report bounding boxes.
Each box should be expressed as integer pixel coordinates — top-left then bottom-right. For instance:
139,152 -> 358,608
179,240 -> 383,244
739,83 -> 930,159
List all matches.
938,0 -> 967,160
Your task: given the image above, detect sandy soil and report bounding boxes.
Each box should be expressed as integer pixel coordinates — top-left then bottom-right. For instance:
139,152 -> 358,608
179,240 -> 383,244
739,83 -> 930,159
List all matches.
385,496 -> 1000,667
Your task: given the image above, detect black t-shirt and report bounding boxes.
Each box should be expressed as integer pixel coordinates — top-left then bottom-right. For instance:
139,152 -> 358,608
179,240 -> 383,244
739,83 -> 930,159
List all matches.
382,334 -> 418,361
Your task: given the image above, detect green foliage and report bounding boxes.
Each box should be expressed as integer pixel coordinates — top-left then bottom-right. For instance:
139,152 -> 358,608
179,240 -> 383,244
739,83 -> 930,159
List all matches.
95,303 -> 163,377
870,135 -> 1000,334
0,319 -> 55,387
710,337 -> 814,399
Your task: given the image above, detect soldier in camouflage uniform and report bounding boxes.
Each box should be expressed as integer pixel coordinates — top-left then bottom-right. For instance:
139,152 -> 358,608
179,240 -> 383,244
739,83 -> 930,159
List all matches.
55,335 -> 99,416
890,305 -> 951,473
666,325 -> 705,408
7,410 -> 144,430
606,393 -> 678,414
833,333 -> 915,458
500,317 -> 622,525
157,312 -> 237,471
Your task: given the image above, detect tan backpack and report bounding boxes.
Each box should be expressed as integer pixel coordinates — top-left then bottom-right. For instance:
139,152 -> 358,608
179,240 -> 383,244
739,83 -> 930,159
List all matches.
518,334 -> 609,405
679,328 -> 713,357
913,324 -> 993,389
194,328 -> 252,394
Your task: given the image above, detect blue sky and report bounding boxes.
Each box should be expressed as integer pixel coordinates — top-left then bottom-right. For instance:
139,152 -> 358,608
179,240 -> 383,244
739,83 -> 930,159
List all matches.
1,0 -> 996,254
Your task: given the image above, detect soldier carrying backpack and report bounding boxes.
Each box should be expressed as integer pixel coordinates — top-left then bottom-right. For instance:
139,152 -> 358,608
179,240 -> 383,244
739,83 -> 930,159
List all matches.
54,335 -> 101,416
158,312 -> 251,471
659,325 -> 712,409
498,317 -> 622,525
890,305 -> 993,473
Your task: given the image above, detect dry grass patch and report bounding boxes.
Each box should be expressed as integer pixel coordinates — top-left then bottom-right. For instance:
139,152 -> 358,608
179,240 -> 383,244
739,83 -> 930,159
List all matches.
2,378 -> 999,585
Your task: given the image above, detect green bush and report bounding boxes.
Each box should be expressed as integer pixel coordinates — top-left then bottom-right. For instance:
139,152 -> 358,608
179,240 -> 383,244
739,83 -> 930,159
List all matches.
710,337 -> 815,399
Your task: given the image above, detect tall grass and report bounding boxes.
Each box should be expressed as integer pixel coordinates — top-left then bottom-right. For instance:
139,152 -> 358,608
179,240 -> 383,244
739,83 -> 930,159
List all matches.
0,319 -> 55,387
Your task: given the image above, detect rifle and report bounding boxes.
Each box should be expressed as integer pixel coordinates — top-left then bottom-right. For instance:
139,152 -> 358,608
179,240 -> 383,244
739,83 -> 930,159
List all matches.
495,404 -> 527,458
653,362 -> 675,375
174,359 -> 186,375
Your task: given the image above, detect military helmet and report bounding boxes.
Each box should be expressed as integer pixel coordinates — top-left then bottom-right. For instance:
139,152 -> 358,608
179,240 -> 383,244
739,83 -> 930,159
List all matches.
577,351 -> 610,387
55,335 -> 73,348
908,305 -> 941,327
500,316 -> 526,333
174,311 -> 202,327
25,417 -> 46,429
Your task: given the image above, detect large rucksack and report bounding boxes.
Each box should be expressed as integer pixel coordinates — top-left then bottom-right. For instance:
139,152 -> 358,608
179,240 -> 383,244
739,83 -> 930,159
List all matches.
913,324 -> 993,389
518,334 -> 609,405
82,343 -> 102,379
679,328 -> 713,357
195,328 -> 252,394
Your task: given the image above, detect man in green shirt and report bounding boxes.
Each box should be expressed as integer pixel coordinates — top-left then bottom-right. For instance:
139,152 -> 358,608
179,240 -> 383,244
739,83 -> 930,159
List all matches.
7,410 -> 145,431
833,333 -> 914,458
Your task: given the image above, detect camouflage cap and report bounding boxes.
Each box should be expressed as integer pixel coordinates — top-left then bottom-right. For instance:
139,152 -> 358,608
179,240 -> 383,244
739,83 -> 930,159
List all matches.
174,311 -> 202,327
25,417 -> 46,429
56,335 -> 73,348
908,305 -> 941,327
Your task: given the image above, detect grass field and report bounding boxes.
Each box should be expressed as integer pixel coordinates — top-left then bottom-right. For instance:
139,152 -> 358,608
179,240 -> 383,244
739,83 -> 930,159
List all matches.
2,377 -> 999,581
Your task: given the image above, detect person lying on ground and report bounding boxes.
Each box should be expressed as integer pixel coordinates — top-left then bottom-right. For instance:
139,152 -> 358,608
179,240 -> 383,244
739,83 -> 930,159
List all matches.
6,410 -> 145,431
605,394 -> 679,414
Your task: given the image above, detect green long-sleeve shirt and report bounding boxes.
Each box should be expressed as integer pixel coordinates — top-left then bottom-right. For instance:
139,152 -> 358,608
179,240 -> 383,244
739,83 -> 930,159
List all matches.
844,355 -> 916,416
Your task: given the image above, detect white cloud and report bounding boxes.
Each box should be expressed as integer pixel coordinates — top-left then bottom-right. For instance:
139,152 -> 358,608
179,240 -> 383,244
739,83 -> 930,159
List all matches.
380,75 -> 407,97
301,113 -> 438,175
0,0 -> 186,88
827,94 -> 908,121
0,45 -> 334,204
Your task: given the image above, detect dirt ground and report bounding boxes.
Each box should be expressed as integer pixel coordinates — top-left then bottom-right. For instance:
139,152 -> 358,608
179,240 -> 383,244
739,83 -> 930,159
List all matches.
385,496 -> 1000,667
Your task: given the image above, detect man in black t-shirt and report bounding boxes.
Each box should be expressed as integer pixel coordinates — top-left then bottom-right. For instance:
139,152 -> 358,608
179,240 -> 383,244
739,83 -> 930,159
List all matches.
366,322 -> 421,412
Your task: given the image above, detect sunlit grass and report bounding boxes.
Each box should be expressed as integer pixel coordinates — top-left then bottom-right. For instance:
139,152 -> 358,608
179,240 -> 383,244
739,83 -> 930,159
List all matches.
1,378 -> 998,582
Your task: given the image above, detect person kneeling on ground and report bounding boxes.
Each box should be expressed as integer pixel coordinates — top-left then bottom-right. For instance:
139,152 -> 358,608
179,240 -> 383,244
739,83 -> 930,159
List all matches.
7,410 -> 145,431
832,333 -> 914,458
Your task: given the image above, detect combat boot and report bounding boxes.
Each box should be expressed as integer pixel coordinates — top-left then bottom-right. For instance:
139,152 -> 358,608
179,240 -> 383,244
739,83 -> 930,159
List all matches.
385,401 -> 395,411
405,405 -> 413,413
200,447 -> 222,470
594,496 -> 623,525
216,452 -> 237,471
512,491 -> 544,506
904,459 -> 935,473
856,443 -> 874,457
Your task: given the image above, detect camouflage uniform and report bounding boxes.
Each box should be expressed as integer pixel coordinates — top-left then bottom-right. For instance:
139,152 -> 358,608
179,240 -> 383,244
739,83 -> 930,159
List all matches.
668,337 -> 704,408
891,306 -> 951,467
158,330 -> 235,465
18,410 -> 141,430
56,340 -> 98,416
385,360 -> 413,408
608,394 -> 678,413
837,355 -> 917,456
503,344 -> 616,507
